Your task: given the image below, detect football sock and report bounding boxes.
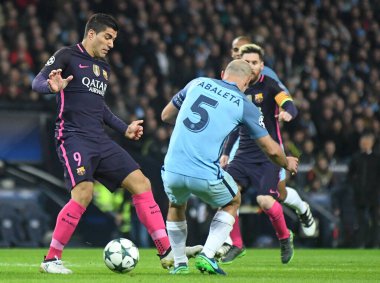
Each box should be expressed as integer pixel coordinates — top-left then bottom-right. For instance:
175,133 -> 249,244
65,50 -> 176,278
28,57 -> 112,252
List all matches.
264,201 -> 290,240
132,191 -> 170,255
284,186 -> 307,214
230,214 -> 244,249
166,221 -> 188,265
203,210 -> 235,258
46,199 -> 86,260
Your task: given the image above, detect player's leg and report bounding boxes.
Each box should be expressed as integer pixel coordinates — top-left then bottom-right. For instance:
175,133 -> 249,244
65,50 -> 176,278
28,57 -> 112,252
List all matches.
121,169 -> 171,256
257,162 -> 293,264
278,176 -> 316,236
121,168 -> 202,268
40,182 -> 92,274
194,172 -> 241,275
162,169 -> 191,274
219,197 -> 246,264
40,137 -> 96,274
218,162 -> 249,263
95,142 -> 172,263
166,201 -> 189,274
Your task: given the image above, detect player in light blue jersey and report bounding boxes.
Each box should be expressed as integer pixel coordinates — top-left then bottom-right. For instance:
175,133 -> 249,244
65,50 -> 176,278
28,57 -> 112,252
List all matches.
161,59 -> 298,275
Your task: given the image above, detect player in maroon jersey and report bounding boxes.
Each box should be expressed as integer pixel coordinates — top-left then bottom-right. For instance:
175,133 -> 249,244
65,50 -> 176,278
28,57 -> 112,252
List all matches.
32,13 -> 201,274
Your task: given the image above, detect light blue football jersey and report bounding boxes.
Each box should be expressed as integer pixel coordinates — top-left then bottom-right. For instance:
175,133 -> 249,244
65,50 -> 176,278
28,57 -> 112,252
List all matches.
164,77 -> 268,180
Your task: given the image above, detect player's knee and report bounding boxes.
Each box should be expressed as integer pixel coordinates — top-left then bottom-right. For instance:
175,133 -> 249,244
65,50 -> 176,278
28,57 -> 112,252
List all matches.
121,170 -> 152,194
71,182 -> 94,207
139,175 -> 151,190
128,175 -> 151,194
256,195 -> 274,210
231,191 -> 241,208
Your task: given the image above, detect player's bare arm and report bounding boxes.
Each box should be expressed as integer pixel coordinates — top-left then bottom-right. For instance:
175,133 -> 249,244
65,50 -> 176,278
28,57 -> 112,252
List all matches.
255,135 -> 298,174
220,155 -> 230,168
161,102 -> 179,125
125,120 -> 144,140
47,68 -> 73,92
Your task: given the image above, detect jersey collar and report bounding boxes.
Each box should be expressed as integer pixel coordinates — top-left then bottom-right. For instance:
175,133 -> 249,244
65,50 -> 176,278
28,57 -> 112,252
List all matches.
222,80 -> 240,91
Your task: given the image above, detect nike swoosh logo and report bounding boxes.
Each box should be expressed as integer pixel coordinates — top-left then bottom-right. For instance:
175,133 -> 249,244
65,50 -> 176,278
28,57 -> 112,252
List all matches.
269,189 -> 280,197
79,64 -> 89,68
201,255 -> 219,269
149,205 -> 158,209
66,213 -> 79,219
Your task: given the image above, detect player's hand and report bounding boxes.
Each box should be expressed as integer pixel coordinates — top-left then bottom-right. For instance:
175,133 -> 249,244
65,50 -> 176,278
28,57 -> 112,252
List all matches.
276,111 -> 293,122
125,120 -> 144,140
285,156 -> 298,175
220,154 -> 229,169
47,69 -> 73,92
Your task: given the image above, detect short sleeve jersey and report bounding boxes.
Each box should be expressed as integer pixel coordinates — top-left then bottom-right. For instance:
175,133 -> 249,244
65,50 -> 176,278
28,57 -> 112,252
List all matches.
164,77 -> 268,180
237,74 -> 293,163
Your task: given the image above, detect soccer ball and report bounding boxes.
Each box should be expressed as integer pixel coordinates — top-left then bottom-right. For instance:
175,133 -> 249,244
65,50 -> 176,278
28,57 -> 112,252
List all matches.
103,238 -> 139,273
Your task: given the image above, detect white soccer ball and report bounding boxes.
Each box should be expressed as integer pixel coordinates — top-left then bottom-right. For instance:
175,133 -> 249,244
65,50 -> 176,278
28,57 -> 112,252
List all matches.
103,238 -> 139,273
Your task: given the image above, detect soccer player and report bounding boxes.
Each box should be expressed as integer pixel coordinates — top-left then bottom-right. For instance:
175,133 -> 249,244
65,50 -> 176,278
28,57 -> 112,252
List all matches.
32,13 -> 201,274
218,37 -> 316,264
161,59 -> 299,275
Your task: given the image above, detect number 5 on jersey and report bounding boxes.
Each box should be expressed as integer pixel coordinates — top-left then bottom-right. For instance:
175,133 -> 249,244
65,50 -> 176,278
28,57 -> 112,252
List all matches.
183,95 -> 218,132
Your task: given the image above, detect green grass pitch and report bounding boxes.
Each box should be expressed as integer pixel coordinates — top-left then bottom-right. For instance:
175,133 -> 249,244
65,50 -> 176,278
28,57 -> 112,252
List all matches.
0,248 -> 379,283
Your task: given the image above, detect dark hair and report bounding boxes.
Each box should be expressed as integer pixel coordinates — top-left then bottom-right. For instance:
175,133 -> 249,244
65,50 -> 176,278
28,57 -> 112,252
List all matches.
84,13 -> 119,36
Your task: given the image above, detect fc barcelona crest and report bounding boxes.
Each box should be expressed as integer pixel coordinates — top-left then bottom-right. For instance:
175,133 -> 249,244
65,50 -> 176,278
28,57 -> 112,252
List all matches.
255,93 -> 264,103
76,166 -> 86,176
93,64 -> 100,76
103,69 -> 108,80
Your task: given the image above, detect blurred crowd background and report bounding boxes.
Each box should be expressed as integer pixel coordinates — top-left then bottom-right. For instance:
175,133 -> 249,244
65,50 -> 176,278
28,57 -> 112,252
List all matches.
0,0 -> 379,249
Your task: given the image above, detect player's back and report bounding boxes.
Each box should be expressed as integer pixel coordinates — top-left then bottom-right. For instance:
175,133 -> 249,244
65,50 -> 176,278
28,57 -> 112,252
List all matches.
164,77 -> 245,180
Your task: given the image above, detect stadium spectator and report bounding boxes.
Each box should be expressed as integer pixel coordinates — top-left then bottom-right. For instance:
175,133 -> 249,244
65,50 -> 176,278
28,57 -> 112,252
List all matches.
348,132 -> 380,248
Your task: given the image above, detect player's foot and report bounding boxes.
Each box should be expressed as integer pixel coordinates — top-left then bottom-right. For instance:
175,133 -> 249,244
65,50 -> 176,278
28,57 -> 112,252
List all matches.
215,243 -> 231,259
169,263 -> 190,275
220,245 -> 246,265
160,245 -> 203,269
195,253 -> 226,275
298,202 -> 317,237
39,256 -> 72,274
280,230 -> 294,264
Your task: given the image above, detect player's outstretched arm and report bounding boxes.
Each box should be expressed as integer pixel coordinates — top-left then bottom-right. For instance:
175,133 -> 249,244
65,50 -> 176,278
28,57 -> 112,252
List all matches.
125,120 -> 144,140
256,135 -> 298,174
47,69 -> 73,92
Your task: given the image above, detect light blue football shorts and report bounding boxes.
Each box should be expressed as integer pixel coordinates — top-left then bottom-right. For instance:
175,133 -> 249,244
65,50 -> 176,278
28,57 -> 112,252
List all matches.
161,169 -> 238,208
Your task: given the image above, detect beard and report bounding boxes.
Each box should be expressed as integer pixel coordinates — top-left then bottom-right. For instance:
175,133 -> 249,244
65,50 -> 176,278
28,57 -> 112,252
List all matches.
250,72 -> 261,84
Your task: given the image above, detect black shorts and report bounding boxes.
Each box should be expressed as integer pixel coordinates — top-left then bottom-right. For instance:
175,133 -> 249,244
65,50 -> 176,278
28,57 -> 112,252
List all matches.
55,134 -> 139,192
226,159 -> 281,198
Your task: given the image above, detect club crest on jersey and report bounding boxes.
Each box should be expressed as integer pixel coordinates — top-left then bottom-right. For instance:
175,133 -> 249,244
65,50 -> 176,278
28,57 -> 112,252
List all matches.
93,64 -> 100,77
255,93 -> 264,103
76,166 -> 86,176
103,69 -> 108,80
